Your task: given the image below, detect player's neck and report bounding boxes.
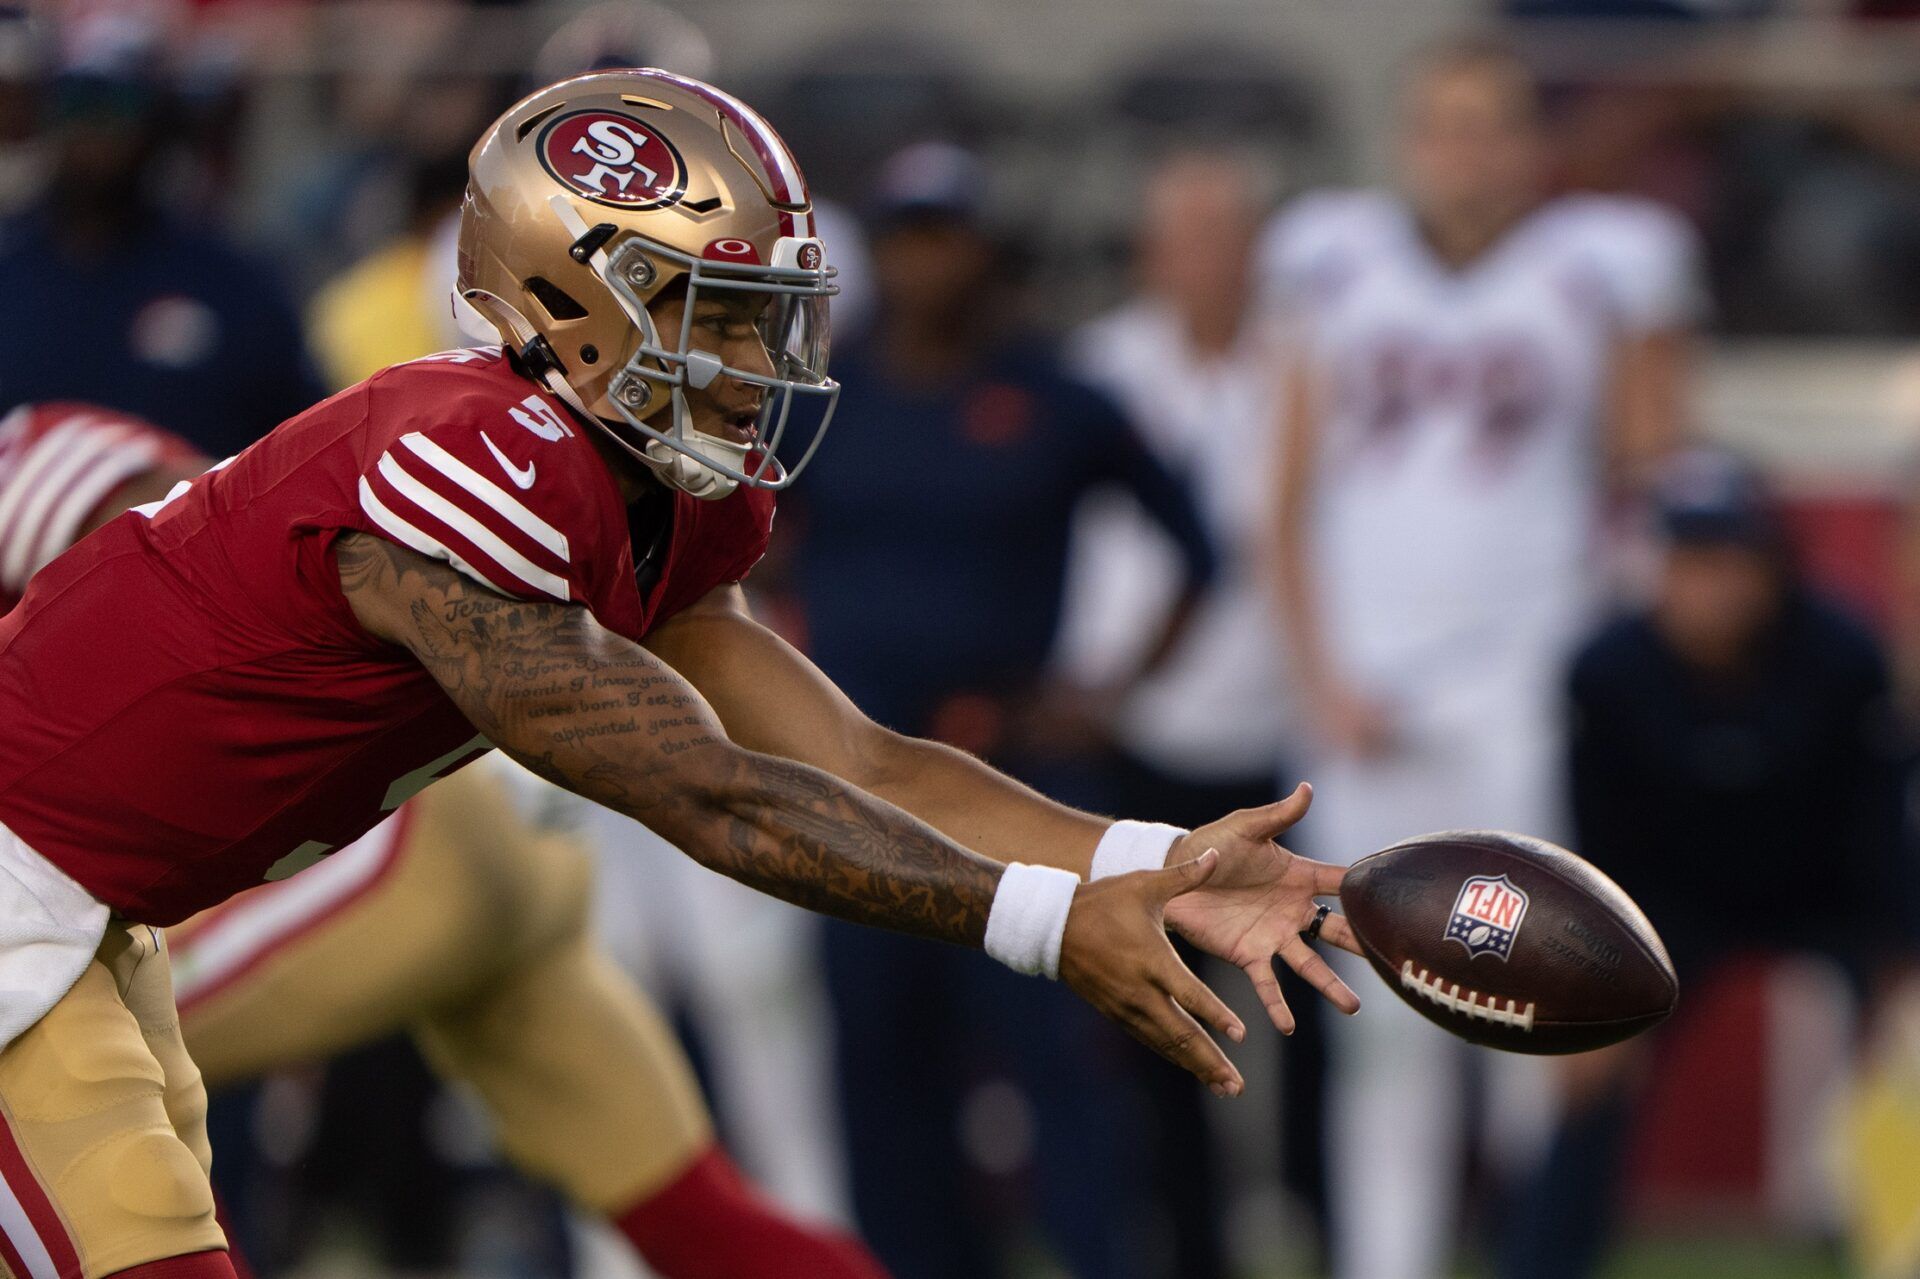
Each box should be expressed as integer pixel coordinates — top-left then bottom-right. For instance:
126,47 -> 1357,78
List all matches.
584,425 -> 666,505
1175,286 -> 1251,358
1417,197 -> 1537,270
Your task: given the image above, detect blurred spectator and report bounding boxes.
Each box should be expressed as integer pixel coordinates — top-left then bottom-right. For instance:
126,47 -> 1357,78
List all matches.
1501,449 -> 1909,1279
0,39 -> 321,456
1064,151 -> 1293,835
0,8 -> 47,217
785,141 -> 1218,1279
1059,148 -> 1306,1277
1264,39 -> 1698,1279
306,138 -> 470,388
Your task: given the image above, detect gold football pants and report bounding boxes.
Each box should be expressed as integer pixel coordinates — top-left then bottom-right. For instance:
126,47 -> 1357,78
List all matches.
0,922 -> 227,1276
170,765 -> 713,1213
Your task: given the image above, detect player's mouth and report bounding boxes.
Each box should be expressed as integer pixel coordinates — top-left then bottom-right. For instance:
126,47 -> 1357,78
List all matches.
718,409 -> 760,444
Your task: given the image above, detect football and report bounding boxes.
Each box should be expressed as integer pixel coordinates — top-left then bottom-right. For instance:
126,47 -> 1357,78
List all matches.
1339,831 -> 1678,1055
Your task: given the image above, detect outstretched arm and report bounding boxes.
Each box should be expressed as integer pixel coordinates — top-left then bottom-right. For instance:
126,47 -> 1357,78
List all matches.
335,532 -> 1251,1091
644,585 -> 1108,875
647,584 -> 1363,1030
336,531 -> 1000,945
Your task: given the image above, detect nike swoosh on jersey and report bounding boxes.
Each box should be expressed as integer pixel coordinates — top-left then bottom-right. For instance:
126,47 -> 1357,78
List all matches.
481,431 -> 537,489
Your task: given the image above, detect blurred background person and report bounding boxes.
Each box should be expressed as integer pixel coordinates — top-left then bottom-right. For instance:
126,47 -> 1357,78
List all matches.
1058,147 -> 1316,1277
0,23 -> 321,457
1266,37 -> 1698,1279
0,7 -> 47,218
780,140 -> 1219,1279
1504,448 -> 1910,1279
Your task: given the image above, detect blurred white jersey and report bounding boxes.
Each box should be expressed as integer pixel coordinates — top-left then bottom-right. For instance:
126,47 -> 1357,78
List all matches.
1261,190 -> 1701,700
1059,300 -> 1292,778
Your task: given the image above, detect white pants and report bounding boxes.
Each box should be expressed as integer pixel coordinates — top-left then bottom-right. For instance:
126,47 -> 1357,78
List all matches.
1308,678 -> 1564,1279
0,818 -> 108,1053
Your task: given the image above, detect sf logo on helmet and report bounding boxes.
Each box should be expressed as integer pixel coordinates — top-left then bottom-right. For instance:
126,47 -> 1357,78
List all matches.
537,110 -> 686,210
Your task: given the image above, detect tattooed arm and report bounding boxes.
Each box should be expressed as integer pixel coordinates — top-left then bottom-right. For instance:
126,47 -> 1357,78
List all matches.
334,532 -> 1252,1091
335,530 -> 1001,944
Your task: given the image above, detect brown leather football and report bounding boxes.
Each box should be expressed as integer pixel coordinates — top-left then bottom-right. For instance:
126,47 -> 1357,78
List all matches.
1339,831 -> 1678,1054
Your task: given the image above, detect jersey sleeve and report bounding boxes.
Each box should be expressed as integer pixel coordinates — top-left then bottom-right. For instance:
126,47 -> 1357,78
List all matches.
1254,190 -> 1396,333
1577,198 -> 1707,333
0,404 -> 199,602
353,367 -> 604,606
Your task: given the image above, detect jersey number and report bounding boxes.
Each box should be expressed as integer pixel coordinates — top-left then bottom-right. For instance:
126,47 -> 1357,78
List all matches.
509,395 -> 573,442
262,735 -> 491,881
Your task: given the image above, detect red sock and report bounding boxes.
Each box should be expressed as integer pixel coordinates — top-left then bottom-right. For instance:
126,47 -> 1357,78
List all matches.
615,1145 -> 890,1279
105,1251 -> 238,1279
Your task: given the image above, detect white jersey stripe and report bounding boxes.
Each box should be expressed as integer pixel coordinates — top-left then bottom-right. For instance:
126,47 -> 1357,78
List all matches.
0,418 -> 116,593
375,451 -> 569,598
0,424 -> 133,591
397,432 -> 570,562
0,1171 -> 59,1279
363,466 -> 570,602
0,406 -> 29,465
23,439 -> 162,583
0,416 -> 93,567
171,817 -> 405,1006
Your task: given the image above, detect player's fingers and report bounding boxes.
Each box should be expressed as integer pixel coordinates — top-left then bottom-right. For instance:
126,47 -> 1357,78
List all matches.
1135,996 -> 1244,1097
1242,956 -> 1296,1035
1280,937 -> 1362,1014
1316,909 -> 1365,959
1306,857 -> 1348,896
1236,783 -> 1313,839
1160,952 -> 1246,1045
1150,845 -> 1219,901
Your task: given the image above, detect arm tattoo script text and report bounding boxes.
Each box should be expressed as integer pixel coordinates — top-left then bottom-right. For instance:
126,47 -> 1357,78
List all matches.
336,533 -> 1001,945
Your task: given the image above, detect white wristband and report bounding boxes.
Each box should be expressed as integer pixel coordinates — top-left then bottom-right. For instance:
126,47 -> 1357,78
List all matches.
1090,820 -> 1187,881
983,862 -> 1080,979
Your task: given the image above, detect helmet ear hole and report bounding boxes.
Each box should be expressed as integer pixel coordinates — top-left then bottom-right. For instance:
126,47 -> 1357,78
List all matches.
525,276 -> 588,321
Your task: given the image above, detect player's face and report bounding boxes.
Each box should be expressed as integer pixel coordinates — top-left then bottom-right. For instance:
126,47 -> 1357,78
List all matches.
1139,165 -> 1261,318
1400,63 -> 1545,223
1655,541 -> 1784,668
873,221 -> 996,323
644,288 -> 778,443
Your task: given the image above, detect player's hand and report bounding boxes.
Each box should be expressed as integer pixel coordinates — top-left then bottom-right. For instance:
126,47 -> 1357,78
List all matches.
1161,784 -> 1364,1034
1058,849 -> 1249,1097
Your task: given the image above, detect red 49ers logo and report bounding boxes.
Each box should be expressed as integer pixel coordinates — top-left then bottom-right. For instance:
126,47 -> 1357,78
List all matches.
537,110 -> 686,210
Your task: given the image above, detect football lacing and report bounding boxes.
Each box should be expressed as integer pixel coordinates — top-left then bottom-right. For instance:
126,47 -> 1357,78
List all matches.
1398,961 -> 1536,1031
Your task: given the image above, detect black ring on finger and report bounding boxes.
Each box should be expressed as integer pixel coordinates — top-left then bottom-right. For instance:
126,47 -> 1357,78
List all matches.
1300,903 -> 1330,944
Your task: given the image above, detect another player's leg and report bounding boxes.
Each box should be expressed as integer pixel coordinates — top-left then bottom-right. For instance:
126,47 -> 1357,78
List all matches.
1312,751 -> 1471,1279
415,929 -> 885,1279
0,923 -> 235,1277
173,765 -> 885,1277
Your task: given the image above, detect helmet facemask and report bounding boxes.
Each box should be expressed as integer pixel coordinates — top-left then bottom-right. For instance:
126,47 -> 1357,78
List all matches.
549,197 -> 837,500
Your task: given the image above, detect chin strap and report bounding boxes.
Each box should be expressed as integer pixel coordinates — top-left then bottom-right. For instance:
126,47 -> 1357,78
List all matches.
460,288 -> 598,418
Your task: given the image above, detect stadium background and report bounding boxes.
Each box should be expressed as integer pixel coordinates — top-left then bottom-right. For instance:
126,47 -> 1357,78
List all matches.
6,0 -> 1920,1277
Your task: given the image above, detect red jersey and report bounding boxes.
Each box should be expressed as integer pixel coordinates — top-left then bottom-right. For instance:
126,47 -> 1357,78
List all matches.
0,403 -> 201,613
0,348 -> 774,924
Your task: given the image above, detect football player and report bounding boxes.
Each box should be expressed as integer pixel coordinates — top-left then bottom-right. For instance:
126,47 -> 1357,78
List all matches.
1265,38 -> 1698,1279
0,69 -> 1361,1278
0,400 -> 888,1278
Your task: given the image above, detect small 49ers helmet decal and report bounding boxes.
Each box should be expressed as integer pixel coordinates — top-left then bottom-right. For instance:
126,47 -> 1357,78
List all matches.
537,110 -> 687,210
1444,873 -> 1530,961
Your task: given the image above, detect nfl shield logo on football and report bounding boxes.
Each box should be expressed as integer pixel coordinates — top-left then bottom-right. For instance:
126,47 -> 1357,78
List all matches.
1444,874 -> 1530,961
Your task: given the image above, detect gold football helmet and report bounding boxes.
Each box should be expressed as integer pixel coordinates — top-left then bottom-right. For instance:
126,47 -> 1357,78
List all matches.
458,69 -> 836,499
